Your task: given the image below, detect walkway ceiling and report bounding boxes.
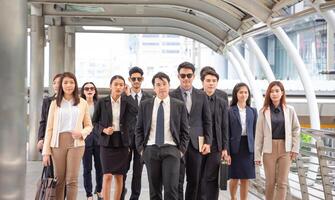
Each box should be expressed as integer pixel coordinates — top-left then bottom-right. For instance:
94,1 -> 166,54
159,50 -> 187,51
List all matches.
28,0 -> 335,53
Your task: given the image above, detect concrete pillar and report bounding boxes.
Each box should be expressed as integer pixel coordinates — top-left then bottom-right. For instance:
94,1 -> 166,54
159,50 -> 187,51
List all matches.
64,26 -> 75,73
28,4 -> 45,161
0,1 -> 27,199
49,25 -> 65,90
226,51 -> 248,83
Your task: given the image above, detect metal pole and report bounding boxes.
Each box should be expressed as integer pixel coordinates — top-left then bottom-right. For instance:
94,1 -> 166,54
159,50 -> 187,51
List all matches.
28,3 -> 45,161
0,1 -> 27,199
49,25 -> 65,90
245,37 -> 276,82
309,0 -> 335,31
64,26 -> 75,73
230,46 -> 263,111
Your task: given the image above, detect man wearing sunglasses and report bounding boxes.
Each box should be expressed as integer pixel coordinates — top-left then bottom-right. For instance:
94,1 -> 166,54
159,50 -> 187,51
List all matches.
170,62 -> 212,200
122,66 -> 152,200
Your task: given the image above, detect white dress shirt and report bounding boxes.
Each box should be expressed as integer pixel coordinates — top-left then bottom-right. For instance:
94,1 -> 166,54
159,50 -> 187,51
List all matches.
58,98 -> 79,133
238,105 -> 247,136
147,96 -> 176,146
111,96 -> 121,131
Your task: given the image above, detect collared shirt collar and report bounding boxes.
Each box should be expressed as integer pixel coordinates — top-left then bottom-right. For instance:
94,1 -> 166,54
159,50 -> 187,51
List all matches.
155,95 -> 170,105
111,96 -> 121,103
131,89 -> 142,99
270,103 -> 282,113
180,86 -> 193,95
62,97 -> 74,104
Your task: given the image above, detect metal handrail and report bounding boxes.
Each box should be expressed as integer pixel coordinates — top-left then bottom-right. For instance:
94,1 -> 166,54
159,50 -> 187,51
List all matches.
251,128 -> 335,200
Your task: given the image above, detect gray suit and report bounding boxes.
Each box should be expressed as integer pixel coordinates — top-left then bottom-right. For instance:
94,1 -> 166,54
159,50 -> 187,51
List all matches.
170,87 -> 212,200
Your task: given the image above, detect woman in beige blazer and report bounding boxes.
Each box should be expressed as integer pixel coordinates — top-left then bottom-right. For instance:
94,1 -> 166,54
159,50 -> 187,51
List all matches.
42,72 -> 93,200
254,81 -> 300,200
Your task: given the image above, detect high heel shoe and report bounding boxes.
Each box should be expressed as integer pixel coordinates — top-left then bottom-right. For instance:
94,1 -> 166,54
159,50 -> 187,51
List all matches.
96,192 -> 103,200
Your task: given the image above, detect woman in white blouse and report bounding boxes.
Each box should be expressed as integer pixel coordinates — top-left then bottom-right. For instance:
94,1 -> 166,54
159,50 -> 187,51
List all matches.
42,72 -> 93,200
227,83 -> 258,200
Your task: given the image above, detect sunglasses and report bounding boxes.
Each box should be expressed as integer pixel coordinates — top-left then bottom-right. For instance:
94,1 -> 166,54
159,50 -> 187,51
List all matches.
131,77 -> 143,82
179,73 -> 193,79
84,87 -> 95,91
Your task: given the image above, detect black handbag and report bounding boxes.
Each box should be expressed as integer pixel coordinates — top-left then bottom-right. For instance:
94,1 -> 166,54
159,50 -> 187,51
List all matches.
219,160 -> 229,190
35,166 -> 57,200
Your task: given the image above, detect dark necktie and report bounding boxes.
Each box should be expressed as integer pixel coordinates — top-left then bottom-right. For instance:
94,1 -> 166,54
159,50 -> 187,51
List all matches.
135,94 -> 139,107
155,101 -> 164,146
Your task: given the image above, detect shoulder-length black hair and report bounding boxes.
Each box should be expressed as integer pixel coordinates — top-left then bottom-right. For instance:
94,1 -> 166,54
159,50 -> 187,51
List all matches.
80,82 -> 98,102
56,72 -> 80,107
230,82 -> 251,107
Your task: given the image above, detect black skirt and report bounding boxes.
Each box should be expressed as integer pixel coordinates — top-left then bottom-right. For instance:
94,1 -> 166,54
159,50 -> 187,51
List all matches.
100,132 -> 129,175
229,136 -> 255,179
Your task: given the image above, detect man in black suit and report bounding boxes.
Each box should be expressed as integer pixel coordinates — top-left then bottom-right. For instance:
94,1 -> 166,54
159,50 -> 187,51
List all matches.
199,69 -> 229,200
123,66 -> 153,200
135,72 -> 190,200
170,62 -> 212,200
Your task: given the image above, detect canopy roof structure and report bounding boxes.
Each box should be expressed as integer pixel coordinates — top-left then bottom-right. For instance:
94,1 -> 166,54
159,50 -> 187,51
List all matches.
28,0 -> 335,53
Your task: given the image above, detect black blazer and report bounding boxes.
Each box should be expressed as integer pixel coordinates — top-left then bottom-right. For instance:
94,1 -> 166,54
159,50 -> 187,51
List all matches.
170,87 -> 212,150
211,93 -> 229,152
84,101 -> 100,147
135,97 -> 190,154
128,91 -> 153,149
92,95 -> 138,147
38,95 -> 55,141
228,105 -> 257,154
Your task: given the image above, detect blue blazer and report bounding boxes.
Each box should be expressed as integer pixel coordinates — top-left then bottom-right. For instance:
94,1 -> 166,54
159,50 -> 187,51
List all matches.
228,105 -> 257,154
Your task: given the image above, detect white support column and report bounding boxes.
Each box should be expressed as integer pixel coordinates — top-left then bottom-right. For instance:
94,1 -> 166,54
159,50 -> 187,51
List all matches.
49,25 -> 65,90
230,46 -> 263,111
28,3 -> 45,161
0,1 -> 27,199
272,26 -> 320,181
327,23 -> 334,72
226,51 -> 248,84
64,26 -> 75,73
245,37 -> 276,82
271,27 -> 320,129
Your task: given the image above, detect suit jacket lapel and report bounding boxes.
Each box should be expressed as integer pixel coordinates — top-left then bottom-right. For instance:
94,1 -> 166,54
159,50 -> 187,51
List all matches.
105,96 -> 113,123
246,106 -> 253,135
147,98 -> 155,130
190,88 -> 196,115
232,106 -> 242,127
120,96 -> 126,121
264,107 -> 272,132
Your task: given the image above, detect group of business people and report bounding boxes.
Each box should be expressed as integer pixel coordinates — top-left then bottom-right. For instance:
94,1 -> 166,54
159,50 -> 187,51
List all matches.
37,61 -> 301,200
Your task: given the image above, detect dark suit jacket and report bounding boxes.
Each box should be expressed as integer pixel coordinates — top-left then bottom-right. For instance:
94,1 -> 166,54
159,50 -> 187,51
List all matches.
128,91 -> 153,149
84,101 -> 100,147
92,95 -> 138,147
135,97 -> 190,154
170,87 -> 212,150
212,93 -> 229,152
228,105 -> 257,154
38,95 -> 55,141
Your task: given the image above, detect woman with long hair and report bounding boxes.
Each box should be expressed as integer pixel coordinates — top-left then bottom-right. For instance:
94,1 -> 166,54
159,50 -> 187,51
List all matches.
255,81 -> 300,200
42,72 -> 93,200
227,82 -> 257,200
92,75 -> 137,200
80,82 -> 103,200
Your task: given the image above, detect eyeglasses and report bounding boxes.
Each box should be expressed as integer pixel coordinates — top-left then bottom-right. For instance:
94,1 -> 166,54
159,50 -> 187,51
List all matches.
84,87 -> 95,91
131,77 -> 143,82
179,73 -> 193,79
